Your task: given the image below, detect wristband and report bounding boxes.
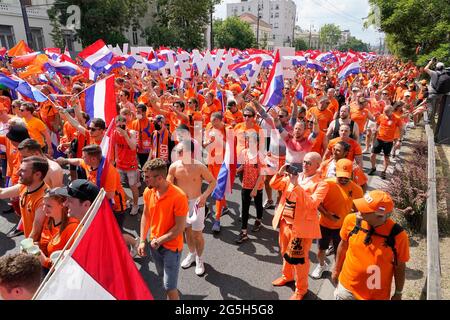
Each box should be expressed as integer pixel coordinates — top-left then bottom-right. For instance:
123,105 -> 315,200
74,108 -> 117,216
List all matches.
140,239 -> 146,244
394,290 -> 403,295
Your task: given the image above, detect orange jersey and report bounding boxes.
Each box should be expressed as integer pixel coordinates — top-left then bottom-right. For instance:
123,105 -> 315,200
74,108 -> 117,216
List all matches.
201,100 -> 222,125
326,137 -> 362,161
0,135 -> 20,178
320,178 -> 363,229
131,118 -> 154,154
224,109 -> 244,126
376,114 -> 403,142
143,183 -> 188,252
350,106 -> 370,133
19,183 -> 48,238
328,98 -> 339,117
24,116 -> 47,147
112,130 -> 138,170
339,214 -> 410,300
307,107 -> 334,132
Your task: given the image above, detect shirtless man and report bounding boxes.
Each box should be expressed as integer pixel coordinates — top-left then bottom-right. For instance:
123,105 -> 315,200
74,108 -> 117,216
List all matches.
167,141 -> 216,276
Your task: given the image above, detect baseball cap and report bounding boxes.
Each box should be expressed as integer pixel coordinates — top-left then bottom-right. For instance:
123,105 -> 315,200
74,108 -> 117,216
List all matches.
230,83 -> 243,94
54,179 -> 99,203
353,190 -> 394,214
6,125 -> 30,143
335,159 -> 353,178
436,62 -> 445,70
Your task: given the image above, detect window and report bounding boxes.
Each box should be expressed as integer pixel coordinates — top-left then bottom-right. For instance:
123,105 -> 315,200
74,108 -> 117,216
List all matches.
274,23 -> 279,29
273,34 -> 276,39
248,6 -> 251,11
275,12 -> 279,18
0,25 -> 15,49
275,4 -> 279,10
241,6 -> 244,12
271,13 -> 273,18
132,26 -> 138,45
30,27 -> 44,51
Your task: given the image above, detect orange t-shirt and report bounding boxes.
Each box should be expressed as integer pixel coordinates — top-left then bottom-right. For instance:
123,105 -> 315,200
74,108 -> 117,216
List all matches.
328,98 -> 339,117
131,118 -> 154,154
350,106 -> 370,133
0,135 -> 20,178
320,178 -> 363,229
80,160 -> 126,212
307,107 -> 334,132
201,100 -> 222,125
24,116 -> 47,147
19,183 -> 48,238
143,183 -> 188,252
376,114 -> 403,142
112,130 -> 138,170
234,122 -> 261,163
224,109 -> 244,126
326,137 -> 362,161
339,214 -> 410,300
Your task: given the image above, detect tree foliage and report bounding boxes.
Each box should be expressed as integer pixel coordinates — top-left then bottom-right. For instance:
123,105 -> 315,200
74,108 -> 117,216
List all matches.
145,0 -> 215,49
366,0 -> 450,65
48,0 -> 148,47
338,37 -> 369,52
319,23 -> 341,49
294,38 -> 308,51
214,17 -> 256,50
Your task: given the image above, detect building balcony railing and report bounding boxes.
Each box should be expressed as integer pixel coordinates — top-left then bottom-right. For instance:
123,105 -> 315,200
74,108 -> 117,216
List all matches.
0,2 -> 49,19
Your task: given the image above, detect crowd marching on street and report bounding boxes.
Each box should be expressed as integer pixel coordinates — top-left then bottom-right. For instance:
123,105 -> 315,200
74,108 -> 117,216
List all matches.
0,39 -> 447,300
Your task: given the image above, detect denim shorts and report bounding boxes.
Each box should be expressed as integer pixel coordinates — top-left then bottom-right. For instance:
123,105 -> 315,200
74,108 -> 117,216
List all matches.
150,246 -> 181,291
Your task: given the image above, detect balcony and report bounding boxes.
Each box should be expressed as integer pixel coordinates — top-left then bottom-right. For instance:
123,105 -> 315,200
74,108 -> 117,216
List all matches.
0,2 -> 50,19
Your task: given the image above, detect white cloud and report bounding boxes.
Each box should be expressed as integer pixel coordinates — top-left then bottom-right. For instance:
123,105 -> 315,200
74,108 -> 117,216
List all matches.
214,0 -> 383,46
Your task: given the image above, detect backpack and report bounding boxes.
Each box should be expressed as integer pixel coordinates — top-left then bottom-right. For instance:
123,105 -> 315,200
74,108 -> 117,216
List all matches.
432,68 -> 450,94
347,217 -> 404,265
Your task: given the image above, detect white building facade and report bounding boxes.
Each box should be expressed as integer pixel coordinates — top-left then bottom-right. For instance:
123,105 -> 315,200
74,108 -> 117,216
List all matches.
227,0 -> 296,47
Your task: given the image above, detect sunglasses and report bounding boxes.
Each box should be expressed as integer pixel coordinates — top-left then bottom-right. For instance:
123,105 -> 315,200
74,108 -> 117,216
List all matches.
88,127 -> 99,131
243,114 -> 254,118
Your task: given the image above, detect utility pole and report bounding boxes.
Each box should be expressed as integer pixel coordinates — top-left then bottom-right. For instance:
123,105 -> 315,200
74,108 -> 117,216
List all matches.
256,1 -> 261,49
19,0 -> 33,48
292,12 -> 296,47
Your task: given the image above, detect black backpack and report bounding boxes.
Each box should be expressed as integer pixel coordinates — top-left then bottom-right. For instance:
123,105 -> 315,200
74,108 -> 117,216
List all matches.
432,68 -> 450,94
348,217 -> 404,265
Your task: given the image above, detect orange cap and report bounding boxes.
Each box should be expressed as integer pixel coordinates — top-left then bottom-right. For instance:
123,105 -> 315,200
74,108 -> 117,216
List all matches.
353,190 -> 394,214
335,159 -> 353,178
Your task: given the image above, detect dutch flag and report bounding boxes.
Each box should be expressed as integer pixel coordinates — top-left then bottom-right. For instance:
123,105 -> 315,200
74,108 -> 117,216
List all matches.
261,50 -> 284,108
85,75 -> 117,126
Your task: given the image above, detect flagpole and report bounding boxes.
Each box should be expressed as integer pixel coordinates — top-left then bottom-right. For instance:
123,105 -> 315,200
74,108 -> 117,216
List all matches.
32,189 -> 106,300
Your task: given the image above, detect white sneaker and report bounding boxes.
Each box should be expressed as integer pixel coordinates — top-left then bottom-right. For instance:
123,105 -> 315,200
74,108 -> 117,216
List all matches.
195,256 -> 205,276
130,205 -> 139,216
181,252 -> 196,269
311,263 -> 328,279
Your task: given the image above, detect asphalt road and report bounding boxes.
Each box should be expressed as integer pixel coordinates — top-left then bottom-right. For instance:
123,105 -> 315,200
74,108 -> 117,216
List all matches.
0,131 -> 408,300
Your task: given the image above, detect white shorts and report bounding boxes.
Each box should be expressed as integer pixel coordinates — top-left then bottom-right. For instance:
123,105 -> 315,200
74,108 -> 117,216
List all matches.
367,120 -> 377,132
187,198 -> 205,232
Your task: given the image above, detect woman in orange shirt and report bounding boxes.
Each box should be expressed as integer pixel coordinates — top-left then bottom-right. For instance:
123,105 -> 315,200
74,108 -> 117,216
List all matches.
38,189 -> 79,270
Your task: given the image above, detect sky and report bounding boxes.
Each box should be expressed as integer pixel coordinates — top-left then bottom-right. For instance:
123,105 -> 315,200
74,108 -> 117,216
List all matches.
214,0 -> 383,46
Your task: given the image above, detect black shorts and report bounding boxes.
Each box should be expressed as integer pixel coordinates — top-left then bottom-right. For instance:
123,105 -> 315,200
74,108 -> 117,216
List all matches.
318,225 -> 341,251
372,139 -> 393,156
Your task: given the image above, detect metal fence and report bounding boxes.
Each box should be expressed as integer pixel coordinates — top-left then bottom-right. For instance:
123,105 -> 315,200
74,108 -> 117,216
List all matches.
423,112 -> 442,300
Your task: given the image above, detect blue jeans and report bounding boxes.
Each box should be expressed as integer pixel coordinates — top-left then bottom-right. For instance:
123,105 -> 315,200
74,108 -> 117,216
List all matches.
150,246 -> 181,291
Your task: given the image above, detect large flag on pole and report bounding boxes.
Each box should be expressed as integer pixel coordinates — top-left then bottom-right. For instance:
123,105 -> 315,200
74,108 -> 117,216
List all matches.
85,75 -> 117,125
211,132 -> 237,200
34,190 -> 153,300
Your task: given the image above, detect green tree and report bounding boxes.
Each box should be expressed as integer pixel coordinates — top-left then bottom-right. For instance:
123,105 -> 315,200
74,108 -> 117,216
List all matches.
338,37 -> 369,52
260,32 -> 269,50
214,17 -> 255,49
293,38 -> 308,51
320,23 -> 341,50
47,7 -> 64,49
365,0 -> 450,65
145,0 -> 215,49
48,0 -> 148,47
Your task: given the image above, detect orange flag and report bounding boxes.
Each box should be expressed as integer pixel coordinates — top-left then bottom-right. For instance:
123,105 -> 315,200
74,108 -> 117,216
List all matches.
7,40 -> 33,57
18,54 -> 48,78
11,52 -> 39,68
